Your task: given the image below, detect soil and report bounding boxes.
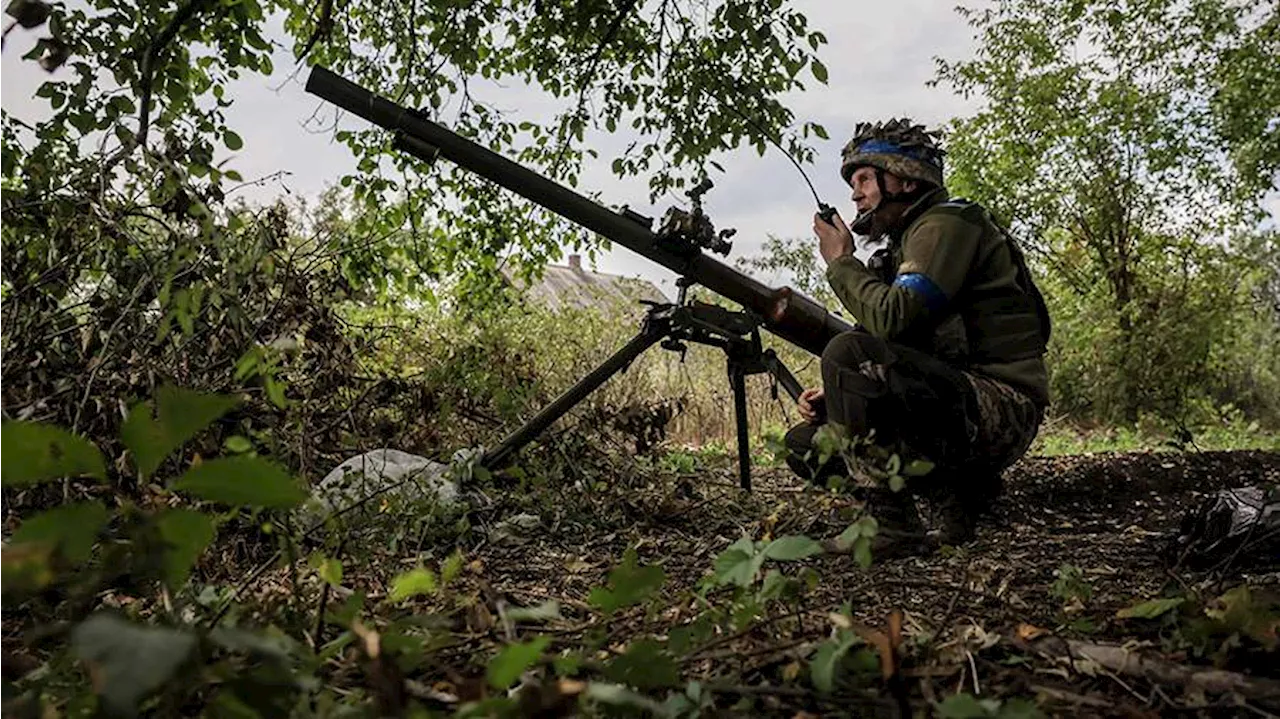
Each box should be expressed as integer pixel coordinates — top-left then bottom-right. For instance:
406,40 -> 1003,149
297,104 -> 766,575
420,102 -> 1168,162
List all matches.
454,449 -> 1280,717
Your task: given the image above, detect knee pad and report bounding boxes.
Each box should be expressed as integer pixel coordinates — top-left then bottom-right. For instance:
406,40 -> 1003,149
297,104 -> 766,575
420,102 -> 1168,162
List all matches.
821,330 -> 887,370
822,332 -> 897,401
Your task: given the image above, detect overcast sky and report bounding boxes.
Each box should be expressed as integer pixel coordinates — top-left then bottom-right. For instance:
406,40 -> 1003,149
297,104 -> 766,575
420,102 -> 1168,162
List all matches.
3,2 -> 1273,299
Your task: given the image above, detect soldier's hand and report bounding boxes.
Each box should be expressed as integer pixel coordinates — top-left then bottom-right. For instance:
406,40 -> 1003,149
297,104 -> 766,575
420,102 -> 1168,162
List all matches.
814,210 -> 853,265
798,387 -> 825,424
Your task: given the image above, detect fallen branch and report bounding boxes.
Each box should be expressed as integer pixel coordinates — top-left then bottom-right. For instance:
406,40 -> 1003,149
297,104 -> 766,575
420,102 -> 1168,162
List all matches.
1023,635 -> 1280,710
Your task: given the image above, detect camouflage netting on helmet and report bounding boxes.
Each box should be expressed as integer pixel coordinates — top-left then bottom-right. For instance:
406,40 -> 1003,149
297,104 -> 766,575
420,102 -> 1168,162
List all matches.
840,118 -> 946,188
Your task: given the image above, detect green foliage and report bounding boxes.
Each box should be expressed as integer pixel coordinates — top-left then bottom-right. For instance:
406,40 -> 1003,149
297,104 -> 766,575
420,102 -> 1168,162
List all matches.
1,387 -> 313,713
1116,596 -> 1185,620
3,0 -> 830,312
388,567 -> 439,603
938,0 -> 1280,426
10,501 -> 109,567
587,548 -> 665,614
1049,563 -> 1093,605
1,421 -> 106,486
70,614 -> 198,717
762,535 -> 824,561
736,235 -> 838,309
1202,586 -> 1280,652
309,552 -> 344,589
809,630 -> 861,693
713,536 -> 768,587
155,508 -> 217,590
935,693 -> 1043,719
122,387 -> 241,479
172,456 -> 305,509
604,640 -> 680,689
833,517 -> 879,569
486,635 -> 551,690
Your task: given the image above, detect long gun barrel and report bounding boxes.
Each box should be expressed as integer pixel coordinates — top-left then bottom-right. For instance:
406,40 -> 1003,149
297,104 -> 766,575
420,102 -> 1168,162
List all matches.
305,66 -> 854,356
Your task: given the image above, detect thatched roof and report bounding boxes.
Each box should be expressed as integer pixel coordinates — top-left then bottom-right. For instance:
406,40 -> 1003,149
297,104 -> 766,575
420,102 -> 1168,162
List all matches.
501,255 -> 668,312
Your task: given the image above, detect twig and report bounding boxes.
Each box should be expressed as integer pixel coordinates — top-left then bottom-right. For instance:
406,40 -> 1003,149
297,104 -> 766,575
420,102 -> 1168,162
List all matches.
546,0 -> 643,179
681,607 -> 817,663
1028,685 -> 1113,709
699,682 -> 815,698
207,467 -> 446,628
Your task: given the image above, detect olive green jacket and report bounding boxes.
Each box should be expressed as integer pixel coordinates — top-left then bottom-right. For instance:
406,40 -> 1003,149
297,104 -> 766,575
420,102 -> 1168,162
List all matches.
826,189 -> 1051,406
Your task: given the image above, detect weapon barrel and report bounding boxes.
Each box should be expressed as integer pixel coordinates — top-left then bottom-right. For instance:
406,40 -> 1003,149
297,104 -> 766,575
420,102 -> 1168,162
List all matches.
305,66 -> 854,356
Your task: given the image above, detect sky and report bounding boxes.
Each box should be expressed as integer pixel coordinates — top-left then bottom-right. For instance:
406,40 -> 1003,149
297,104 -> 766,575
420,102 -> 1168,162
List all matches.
3,1 -> 1274,299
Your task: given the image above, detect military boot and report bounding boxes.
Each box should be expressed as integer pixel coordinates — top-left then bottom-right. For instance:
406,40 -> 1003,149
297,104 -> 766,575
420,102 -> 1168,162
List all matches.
921,470 -> 1003,547
859,488 -> 929,559
926,487 -> 977,547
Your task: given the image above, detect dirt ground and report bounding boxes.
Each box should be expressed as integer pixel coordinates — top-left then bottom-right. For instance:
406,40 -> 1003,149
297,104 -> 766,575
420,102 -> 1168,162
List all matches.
455,449 -> 1280,717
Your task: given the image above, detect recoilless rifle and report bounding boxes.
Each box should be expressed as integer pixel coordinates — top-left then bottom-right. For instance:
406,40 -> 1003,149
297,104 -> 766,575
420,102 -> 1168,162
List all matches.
306,66 -> 856,489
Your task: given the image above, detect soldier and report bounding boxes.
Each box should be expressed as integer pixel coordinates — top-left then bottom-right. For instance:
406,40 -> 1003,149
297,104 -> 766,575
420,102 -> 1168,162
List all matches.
785,118 -> 1052,556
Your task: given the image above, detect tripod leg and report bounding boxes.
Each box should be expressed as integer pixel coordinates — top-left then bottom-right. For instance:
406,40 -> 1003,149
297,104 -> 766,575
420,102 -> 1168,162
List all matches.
762,349 -> 804,402
730,361 -> 751,491
482,323 -> 665,469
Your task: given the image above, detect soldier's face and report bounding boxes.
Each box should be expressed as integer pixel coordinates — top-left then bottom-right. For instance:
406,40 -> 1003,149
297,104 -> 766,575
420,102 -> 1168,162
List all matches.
848,167 -> 915,212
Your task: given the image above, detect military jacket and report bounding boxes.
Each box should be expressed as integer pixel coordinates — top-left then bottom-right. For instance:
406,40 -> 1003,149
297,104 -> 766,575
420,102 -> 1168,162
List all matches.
826,189 -> 1051,406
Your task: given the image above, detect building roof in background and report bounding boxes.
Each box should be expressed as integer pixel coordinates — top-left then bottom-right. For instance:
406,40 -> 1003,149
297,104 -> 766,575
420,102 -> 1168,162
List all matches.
500,254 -> 668,312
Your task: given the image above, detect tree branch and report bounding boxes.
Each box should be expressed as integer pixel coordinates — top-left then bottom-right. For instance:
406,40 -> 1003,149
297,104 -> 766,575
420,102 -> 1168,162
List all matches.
135,0 -> 216,152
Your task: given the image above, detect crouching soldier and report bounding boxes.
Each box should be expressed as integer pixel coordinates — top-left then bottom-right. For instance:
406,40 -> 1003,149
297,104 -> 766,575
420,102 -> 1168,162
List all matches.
786,119 -> 1052,556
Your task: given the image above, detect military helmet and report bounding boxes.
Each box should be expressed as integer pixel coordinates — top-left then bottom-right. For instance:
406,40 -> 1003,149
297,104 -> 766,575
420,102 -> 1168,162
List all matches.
840,118 -> 945,188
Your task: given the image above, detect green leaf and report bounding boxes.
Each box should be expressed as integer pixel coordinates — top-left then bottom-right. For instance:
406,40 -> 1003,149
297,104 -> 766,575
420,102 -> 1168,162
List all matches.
712,535 -> 766,587
587,548 -> 665,614
1,421 -> 106,487
760,569 -> 789,600
388,567 -> 437,603
763,535 -> 823,561
11,501 -> 109,565
440,549 -> 465,587
121,387 -> 240,479
603,639 -> 679,689
935,692 -> 1001,718
223,130 -> 244,151
264,377 -> 287,408
809,634 -> 856,693
1116,597 -> 1184,620
486,635 -> 550,689
156,509 -> 215,590
172,456 -> 305,509
835,516 -> 878,554
71,614 -> 197,717
811,59 -> 829,83
308,554 -> 343,588
997,698 -> 1046,719
903,459 -> 935,477
853,537 -> 873,569
222,435 -> 253,454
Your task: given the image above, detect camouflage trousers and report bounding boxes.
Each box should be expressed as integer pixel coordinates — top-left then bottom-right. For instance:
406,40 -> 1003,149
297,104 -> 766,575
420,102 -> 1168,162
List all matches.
784,330 -> 1043,486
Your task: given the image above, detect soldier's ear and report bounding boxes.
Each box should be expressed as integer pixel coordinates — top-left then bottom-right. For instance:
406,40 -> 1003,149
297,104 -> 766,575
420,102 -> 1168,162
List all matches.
902,178 -> 919,194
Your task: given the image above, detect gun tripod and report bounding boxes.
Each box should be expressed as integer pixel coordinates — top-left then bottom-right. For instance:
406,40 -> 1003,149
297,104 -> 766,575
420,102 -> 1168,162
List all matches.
481,280 -> 804,490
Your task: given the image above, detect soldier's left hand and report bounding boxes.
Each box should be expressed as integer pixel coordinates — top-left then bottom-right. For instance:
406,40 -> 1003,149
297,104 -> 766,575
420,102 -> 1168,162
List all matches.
814,211 -> 853,265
